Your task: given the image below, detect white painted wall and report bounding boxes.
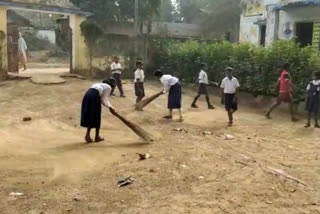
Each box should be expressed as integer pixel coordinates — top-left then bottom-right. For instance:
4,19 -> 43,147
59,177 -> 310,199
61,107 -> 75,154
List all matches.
239,16 -> 261,45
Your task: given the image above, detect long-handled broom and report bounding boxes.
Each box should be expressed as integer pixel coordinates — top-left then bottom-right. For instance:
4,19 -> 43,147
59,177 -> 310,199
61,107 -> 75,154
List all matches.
110,110 -> 154,142
135,91 -> 163,111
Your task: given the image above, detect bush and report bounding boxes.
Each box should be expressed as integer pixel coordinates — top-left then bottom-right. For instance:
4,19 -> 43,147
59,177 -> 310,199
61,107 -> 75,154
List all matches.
154,39 -> 320,102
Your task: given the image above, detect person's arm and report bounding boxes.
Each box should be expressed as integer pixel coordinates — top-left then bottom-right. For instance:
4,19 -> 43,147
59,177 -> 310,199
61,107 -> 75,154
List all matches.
235,79 -> 240,93
220,80 -> 225,104
101,91 -> 113,109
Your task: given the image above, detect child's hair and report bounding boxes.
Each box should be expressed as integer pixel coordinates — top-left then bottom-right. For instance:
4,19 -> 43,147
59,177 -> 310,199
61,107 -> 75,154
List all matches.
200,63 -> 207,69
154,69 -> 163,77
282,62 -> 290,70
314,71 -> 320,79
225,67 -> 233,72
103,77 -> 116,88
136,61 -> 143,66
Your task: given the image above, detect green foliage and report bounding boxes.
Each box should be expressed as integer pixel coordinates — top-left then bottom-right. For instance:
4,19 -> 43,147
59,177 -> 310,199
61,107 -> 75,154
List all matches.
154,39 -> 320,102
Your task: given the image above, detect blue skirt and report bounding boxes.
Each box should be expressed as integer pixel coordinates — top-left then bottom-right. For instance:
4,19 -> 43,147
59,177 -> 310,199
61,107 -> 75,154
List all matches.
168,83 -> 182,109
81,88 -> 102,129
198,83 -> 208,95
305,95 -> 319,113
225,93 -> 238,111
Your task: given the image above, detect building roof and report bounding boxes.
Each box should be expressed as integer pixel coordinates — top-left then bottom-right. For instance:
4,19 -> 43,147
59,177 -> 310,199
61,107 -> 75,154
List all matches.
279,0 -> 320,10
0,0 -> 91,16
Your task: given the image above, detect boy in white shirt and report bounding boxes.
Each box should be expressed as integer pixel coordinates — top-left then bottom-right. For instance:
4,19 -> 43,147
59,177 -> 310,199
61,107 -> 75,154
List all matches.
134,61 -> 145,103
110,56 -> 125,97
191,63 -> 215,109
154,70 -> 183,122
220,67 -> 240,126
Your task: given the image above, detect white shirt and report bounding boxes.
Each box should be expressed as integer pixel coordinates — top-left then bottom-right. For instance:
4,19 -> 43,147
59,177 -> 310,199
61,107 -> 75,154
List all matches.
199,70 -> 208,84
306,80 -> 320,91
220,77 -> 240,94
111,62 -> 122,74
91,83 -> 112,108
134,68 -> 145,83
160,75 -> 179,93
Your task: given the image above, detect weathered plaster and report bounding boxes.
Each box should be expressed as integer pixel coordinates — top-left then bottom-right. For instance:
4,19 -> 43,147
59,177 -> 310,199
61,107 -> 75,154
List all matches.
0,7 -> 7,80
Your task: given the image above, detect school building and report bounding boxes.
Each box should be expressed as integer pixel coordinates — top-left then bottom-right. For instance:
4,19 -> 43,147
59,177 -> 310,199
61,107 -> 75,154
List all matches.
240,0 -> 320,53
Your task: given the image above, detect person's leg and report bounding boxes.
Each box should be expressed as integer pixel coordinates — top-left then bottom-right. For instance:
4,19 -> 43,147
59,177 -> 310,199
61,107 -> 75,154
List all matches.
305,111 -> 312,127
178,109 -> 183,122
117,74 -> 125,97
164,109 -> 173,119
265,100 -> 281,118
191,95 -> 200,108
95,128 -> 104,142
85,128 -> 93,143
206,95 -> 214,109
314,111 -> 320,128
227,110 -> 233,126
289,102 -> 298,122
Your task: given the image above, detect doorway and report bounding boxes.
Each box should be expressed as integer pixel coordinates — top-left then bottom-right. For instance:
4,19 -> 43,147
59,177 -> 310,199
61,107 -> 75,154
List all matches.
7,9 -> 72,75
259,25 -> 266,46
296,22 -> 313,47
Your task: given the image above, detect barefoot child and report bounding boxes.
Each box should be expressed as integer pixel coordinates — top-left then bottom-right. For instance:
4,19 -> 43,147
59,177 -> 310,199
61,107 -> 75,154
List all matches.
305,71 -> 320,128
81,78 -> 116,143
265,63 -> 298,121
191,63 -> 215,109
220,67 -> 240,126
134,61 -> 145,103
154,70 -> 183,122
110,56 -> 125,97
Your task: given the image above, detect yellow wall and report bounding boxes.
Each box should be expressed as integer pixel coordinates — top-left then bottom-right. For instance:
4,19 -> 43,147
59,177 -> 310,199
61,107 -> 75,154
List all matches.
0,7 -> 7,80
69,14 -> 90,76
313,22 -> 320,53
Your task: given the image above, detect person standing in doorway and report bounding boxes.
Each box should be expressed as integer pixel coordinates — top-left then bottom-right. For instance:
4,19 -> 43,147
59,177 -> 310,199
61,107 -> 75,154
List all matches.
18,32 -> 28,71
265,63 -> 298,121
220,67 -> 240,126
134,61 -> 145,103
191,63 -> 215,109
110,56 -> 125,97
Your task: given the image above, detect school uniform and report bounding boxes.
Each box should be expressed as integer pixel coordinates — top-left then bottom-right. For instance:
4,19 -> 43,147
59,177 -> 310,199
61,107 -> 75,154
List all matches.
305,80 -> 320,113
134,68 -> 145,99
111,62 -> 124,96
160,75 -> 181,109
81,83 -> 112,129
220,77 -> 240,111
198,70 -> 209,95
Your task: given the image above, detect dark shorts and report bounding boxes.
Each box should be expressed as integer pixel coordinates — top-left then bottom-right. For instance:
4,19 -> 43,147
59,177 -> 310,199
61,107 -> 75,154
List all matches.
168,82 -> 182,109
81,88 -> 102,129
198,83 -> 208,95
277,92 -> 292,103
134,82 -> 145,97
225,93 -> 238,111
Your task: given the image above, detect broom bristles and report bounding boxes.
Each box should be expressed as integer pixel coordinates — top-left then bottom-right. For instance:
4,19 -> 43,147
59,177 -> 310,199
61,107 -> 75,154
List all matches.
135,91 -> 163,111
111,111 -> 153,142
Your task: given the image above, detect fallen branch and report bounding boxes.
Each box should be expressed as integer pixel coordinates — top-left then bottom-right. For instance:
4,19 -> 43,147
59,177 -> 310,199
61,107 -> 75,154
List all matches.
265,167 -> 309,188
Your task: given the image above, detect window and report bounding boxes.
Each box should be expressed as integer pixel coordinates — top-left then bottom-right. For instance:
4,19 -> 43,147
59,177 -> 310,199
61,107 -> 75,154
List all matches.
259,25 -> 266,46
295,22 -> 313,47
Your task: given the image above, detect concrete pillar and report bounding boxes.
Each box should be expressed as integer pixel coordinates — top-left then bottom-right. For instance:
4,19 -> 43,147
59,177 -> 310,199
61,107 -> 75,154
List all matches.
69,14 -> 90,77
265,5 -> 278,46
0,7 -> 8,80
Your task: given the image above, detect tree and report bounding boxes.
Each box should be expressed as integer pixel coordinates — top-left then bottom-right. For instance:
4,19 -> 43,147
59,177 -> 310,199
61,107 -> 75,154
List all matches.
157,0 -> 175,22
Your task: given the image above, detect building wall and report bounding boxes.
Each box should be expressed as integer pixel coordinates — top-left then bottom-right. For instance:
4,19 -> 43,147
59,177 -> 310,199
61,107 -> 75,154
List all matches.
239,16 -> 262,45
0,7 -> 8,80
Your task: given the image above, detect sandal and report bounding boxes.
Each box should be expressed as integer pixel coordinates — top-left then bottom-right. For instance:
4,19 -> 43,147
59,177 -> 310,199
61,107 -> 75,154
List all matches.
315,124 -> 320,128
178,116 -> 184,122
304,123 -> 311,128
85,136 -> 93,144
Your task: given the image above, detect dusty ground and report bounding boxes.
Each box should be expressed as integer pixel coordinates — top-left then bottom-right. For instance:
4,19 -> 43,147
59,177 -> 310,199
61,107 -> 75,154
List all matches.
0,77 -> 319,214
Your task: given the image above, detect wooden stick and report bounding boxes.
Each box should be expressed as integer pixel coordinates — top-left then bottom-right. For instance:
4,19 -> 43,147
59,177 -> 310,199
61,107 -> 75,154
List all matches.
110,110 -> 153,142
135,91 -> 163,111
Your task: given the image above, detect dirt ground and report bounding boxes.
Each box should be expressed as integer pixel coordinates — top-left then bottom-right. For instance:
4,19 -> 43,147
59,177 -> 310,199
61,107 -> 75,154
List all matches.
0,77 -> 319,214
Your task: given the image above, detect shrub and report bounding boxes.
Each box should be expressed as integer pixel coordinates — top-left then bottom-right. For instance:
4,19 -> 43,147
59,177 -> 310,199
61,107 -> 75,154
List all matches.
153,39 -> 320,102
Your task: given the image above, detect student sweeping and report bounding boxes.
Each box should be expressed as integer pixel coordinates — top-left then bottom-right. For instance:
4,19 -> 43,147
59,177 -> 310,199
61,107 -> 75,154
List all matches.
81,78 -> 116,143
265,63 -> 298,121
110,56 -> 125,97
191,63 -> 215,109
305,71 -> 320,128
154,70 -> 183,122
134,61 -> 145,103
220,67 -> 240,126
